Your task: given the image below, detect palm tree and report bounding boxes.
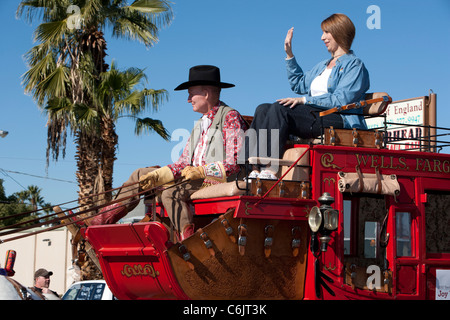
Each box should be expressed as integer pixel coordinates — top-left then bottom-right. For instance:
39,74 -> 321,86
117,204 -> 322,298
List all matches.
18,0 -> 173,208
26,185 -> 44,211
13,190 -> 31,204
96,62 -> 169,198
10,185 -> 49,226
47,61 -> 170,203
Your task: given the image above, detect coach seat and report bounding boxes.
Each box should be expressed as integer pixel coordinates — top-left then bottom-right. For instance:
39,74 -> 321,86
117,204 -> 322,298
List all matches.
190,146 -> 310,200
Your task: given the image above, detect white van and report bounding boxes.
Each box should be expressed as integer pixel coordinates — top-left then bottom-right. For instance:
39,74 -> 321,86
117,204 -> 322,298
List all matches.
62,280 -> 116,300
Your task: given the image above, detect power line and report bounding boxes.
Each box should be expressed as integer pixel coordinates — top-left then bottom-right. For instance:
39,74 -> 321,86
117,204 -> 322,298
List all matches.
0,169 -> 27,190
0,168 -> 77,185
0,156 -> 76,163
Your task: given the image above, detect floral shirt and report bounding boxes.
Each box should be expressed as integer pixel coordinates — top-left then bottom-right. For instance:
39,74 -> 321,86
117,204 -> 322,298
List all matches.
168,103 -> 248,183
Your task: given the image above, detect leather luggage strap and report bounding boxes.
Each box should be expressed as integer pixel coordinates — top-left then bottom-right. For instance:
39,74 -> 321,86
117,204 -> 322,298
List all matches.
264,225 -> 274,258
375,167 -> 383,194
238,223 -> 248,256
319,96 -> 391,117
356,165 -> 364,193
219,215 -> 236,243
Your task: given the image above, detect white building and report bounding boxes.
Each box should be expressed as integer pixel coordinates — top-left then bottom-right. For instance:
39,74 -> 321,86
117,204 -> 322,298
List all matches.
0,227 -> 73,296
0,200 -> 146,297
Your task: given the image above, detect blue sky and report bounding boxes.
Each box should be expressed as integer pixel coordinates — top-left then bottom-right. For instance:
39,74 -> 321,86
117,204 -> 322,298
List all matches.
1,0 -> 449,208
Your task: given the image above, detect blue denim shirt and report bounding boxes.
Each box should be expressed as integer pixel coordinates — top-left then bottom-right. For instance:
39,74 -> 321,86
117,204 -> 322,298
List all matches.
286,51 -> 370,129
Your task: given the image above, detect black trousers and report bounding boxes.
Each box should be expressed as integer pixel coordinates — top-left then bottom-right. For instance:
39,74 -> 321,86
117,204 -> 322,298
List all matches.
243,102 -> 344,160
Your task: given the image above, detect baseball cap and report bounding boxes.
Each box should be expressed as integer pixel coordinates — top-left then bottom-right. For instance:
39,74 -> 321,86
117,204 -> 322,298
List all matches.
34,268 -> 53,278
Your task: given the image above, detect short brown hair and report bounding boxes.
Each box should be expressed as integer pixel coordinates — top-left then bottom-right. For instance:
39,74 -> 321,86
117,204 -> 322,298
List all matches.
321,13 -> 355,53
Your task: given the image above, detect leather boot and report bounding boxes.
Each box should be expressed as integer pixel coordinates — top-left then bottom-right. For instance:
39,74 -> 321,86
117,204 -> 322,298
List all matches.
180,224 -> 195,241
90,203 -> 128,225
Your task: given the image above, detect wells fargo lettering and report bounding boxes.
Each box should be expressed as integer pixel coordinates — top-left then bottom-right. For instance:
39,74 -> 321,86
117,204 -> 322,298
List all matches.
354,154 -> 407,170
121,264 -> 159,278
320,153 -> 450,174
415,158 -> 450,173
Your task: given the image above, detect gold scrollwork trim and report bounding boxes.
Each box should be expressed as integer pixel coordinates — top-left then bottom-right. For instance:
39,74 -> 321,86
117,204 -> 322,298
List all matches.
245,201 -> 252,216
323,177 -> 336,186
323,262 -> 337,271
321,153 -> 343,170
121,264 -> 160,278
303,205 -> 311,217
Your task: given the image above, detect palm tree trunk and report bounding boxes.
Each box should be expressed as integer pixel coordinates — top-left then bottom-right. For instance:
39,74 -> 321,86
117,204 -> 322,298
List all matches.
73,28 -> 111,213
75,131 -> 101,214
100,117 -> 118,203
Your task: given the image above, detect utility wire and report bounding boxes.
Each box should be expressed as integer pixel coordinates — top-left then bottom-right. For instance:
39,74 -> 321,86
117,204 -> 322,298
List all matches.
0,168 -> 77,185
0,168 -> 27,190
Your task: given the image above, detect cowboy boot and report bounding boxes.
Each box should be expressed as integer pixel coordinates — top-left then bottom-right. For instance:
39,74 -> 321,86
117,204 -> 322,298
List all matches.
90,203 -> 128,225
180,224 -> 195,241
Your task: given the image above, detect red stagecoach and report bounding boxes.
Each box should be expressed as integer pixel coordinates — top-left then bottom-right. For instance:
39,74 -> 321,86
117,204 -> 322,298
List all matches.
82,92 -> 450,300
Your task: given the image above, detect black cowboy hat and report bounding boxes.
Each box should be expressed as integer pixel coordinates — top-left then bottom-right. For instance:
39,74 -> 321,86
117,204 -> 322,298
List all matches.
174,65 -> 235,91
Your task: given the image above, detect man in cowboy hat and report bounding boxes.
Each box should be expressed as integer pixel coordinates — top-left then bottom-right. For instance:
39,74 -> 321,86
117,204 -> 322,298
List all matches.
91,65 -> 248,240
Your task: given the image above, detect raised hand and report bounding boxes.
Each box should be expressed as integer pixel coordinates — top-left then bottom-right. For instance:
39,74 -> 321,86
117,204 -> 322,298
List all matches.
285,27 -> 294,59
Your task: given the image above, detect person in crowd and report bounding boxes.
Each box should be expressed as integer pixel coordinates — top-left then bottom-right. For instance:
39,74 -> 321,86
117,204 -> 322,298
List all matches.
31,268 -> 60,300
91,65 -> 248,241
245,13 -> 370,179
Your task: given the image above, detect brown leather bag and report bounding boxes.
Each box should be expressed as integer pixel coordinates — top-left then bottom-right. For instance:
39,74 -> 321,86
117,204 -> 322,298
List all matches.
324,127 -> 384,149
337,166 -> 400,197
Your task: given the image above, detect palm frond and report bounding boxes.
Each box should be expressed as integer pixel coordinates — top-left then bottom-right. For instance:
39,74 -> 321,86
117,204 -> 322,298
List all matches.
22,51 -> 57,105
135,117 -> 170,141
17,0 -> 59,23
129,0 -> 173,27
129,0 -> 171,14
111,16 -> 158,47
115,91 -> 143,113
142,88 -> 168,112
81,0 -> 103,27
37,65 -> 69,99
23,42 -> 50,67
34,19 -> 68,44
46,96 -> 72,113
73,103 -> 99,124
17,0 -> 74,27
113,88 -> 168,118
122,66 -> 147,89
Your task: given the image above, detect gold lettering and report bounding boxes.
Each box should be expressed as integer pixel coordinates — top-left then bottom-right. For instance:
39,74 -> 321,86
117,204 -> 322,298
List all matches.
444,160 -> 450,173
351,154 -> 450,174
121,264 -> 159,278
416,158 -> 433,172
416,158 -> 423,171
370,155 -> 379,168
398,157 -> 407,170
356,154 -> 407,170
433,159 -> 442,173
380,155 -> 390,169
390,156 -> 398,169
355,154 -> 369,167
121,265 -> 133,277
143,265 -> 158,278
423,159 -> 431,172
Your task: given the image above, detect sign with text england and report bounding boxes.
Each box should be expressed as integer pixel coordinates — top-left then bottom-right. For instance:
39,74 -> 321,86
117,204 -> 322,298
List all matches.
366,95 -> 436,151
